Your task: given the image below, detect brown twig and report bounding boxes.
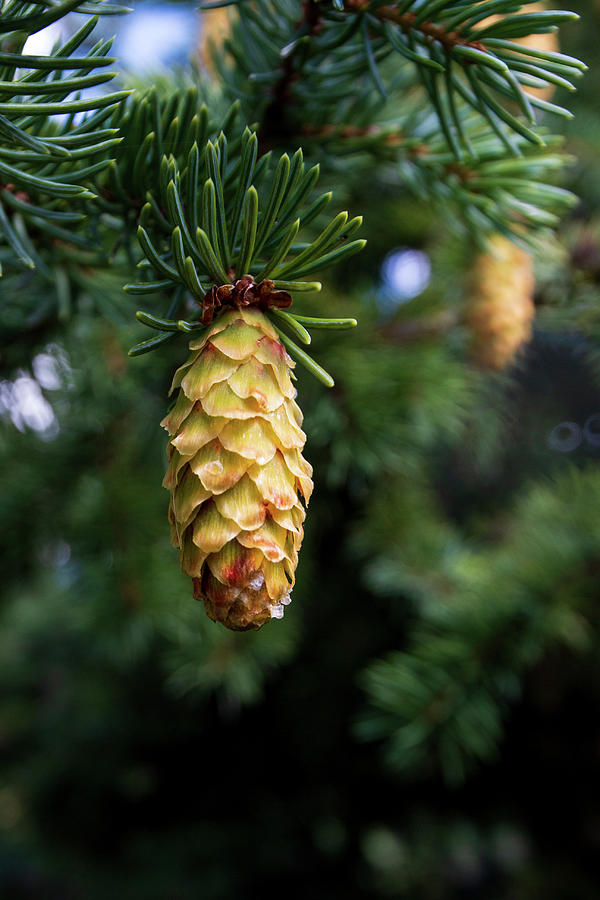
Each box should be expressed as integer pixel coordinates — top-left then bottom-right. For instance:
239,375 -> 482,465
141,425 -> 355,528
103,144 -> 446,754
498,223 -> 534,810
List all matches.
345,0 -> 488,54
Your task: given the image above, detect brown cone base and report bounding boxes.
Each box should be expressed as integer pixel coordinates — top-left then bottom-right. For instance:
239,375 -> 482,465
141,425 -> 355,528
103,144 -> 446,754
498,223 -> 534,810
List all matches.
193,571 -> 289,632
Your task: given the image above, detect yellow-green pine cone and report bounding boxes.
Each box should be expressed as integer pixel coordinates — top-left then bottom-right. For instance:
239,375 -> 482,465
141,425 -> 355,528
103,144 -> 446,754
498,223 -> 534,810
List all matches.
161,307 -> 313,631
466,234 -> 536,371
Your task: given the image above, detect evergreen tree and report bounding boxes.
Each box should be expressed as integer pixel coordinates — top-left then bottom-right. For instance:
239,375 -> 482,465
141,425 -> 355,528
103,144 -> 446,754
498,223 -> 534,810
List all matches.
0,1 -> 599,898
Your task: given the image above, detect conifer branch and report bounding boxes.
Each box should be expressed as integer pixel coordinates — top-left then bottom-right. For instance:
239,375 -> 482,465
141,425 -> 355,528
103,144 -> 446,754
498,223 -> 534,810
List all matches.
0,4 -> 130,269
128,130 -> 364,375
211,0 -> 583,244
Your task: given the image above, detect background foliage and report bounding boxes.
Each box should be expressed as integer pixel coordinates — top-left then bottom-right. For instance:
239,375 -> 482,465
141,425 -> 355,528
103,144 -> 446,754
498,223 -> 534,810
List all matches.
1,1 -> 600,898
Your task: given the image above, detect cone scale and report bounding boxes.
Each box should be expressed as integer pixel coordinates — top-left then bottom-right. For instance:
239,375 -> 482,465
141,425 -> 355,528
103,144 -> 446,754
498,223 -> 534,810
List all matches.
161,306 -> 313,631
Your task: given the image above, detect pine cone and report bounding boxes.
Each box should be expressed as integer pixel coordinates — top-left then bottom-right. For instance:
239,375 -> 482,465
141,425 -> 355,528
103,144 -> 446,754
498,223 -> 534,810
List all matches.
466,234 -> 536,371
161,307 -> 313,631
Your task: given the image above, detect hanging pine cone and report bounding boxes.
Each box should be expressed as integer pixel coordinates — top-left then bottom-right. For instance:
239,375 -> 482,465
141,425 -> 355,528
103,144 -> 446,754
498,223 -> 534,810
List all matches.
130,134 -> 365,628
466,234 -> 536,371
161,305 -> 313,631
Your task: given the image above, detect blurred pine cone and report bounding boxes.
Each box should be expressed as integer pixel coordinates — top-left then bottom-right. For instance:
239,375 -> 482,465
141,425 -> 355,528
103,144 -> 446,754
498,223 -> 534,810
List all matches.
162,307 -> 312,631
466,234 -> 536,371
